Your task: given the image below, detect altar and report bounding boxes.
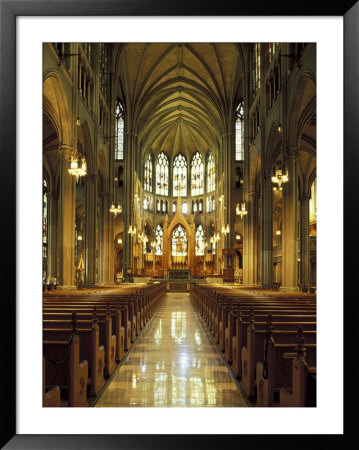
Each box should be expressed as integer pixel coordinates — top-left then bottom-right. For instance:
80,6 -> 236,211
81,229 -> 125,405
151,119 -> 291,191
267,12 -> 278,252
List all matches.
168,269 -> 191,280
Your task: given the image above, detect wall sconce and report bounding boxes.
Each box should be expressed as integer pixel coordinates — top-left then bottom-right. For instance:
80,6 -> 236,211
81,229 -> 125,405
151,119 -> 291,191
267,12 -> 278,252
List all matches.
236,202 -> 248,219
235,234 -> 241,240
221,224 -> 230,234
128,225 -> 137,235
138,231 -> 148,244
117,237 -> 123,244
275,230 -> 281,236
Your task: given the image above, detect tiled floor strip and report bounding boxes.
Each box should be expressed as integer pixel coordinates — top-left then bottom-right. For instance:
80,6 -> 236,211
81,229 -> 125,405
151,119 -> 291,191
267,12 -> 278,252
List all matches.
94,292 -> 248,407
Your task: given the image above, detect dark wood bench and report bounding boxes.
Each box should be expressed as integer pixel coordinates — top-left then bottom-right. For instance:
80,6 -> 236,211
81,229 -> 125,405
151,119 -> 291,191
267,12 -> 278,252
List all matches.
43,312 -> 105,397
240,321 -> 316,399
43,330 -> 89,407
43,357 -> 61,407
255,325 -> 316,406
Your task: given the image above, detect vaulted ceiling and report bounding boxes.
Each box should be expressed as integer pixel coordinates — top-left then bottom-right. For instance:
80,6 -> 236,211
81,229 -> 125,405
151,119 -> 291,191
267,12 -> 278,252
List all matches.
114,43 -> 246,161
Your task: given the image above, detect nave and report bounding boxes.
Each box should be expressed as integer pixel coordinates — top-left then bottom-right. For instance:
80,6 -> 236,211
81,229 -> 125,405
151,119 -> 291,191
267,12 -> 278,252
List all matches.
94,292 -> 249,407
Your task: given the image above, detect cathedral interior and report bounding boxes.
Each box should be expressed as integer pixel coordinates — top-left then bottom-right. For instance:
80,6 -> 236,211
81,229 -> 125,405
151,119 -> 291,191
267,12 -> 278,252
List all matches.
42,42 -> 317,409
43,42 -> 316,290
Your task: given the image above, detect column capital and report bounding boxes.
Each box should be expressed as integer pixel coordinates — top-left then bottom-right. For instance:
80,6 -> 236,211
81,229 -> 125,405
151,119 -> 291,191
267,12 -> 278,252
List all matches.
87,173 -> 98,184
301,192 -> 311,201
57,144 -> 75,160
48,191 -> 58,200
248,191 -> 260,200
287,146 -> 300,159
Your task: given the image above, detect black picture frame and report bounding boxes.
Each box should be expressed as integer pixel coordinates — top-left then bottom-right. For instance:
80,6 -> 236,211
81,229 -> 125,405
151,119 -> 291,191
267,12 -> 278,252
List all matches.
1,0 -> 356,448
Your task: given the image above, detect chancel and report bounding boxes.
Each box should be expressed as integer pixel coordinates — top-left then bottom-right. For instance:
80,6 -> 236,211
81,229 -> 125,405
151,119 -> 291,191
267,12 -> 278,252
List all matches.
43,42 -> 316,408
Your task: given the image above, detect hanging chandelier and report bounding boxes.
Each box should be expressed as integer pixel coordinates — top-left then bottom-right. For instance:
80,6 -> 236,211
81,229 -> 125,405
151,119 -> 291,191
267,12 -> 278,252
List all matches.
68,153 -> 87,182
271,165 -> 289,191
109,201 -> 122,217
236,202 -> 248,219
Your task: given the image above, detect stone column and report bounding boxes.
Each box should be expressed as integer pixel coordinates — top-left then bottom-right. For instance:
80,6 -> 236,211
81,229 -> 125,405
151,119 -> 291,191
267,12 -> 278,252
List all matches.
300,192 -> 311,288
222,132 -> 233,268
100,190 -> 114,285
281,147 -> 299,290
85,173 -> 97,286
56,145 -> 76,289
243,191 -> 259,286
123,131 -> 136,279
261,176 -> 273,287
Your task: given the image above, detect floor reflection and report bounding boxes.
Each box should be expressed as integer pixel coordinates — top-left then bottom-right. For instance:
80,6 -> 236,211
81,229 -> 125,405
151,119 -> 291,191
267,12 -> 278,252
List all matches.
95,292 -> 248,407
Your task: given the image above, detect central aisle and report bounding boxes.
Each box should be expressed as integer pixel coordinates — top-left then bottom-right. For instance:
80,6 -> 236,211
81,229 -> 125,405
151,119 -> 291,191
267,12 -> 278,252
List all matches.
94,292 -> 248,407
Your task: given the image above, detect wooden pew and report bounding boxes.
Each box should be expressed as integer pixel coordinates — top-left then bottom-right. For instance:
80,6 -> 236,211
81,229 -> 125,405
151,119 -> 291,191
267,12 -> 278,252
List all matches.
255,325 -> 316,407
230,309 -> 316,377
44,307 -> 116,383
240,317 -> 316,399
43,326 -> 89,407
43,357 -> 61,407
279,328 -> 317,407
43,311 -> 105,397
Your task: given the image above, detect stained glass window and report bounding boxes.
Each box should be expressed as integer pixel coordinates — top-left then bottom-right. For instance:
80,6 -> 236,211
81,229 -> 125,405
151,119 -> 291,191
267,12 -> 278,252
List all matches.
144,195 -> 151,210
195,225 -> 205,256
115,101 -> 124,160
206,196 -> 215,213
182,201 -> 188,215
173,153 -> 187,197
144,153 -> 153,192
235,102 -> 244,161
253,43 -> 260,93
207,152 -> 215,193
43,179 -> 48,260
172,225 -> 187,256
191,151 -> 204,196
268,43 -> 278,63
155,224 -> 163,255
156,151 -> 169,196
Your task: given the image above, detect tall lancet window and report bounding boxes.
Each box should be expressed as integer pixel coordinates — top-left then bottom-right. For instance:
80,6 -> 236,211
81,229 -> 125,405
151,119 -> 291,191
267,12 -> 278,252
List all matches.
172,225 -> 187,256
253,43 -> 261,93
235,102 -> 245,161
155,224 -> 163,255
268,42 -> 278,63
173,153 -> 187,197
144,153 -> 153,192
156,151 -> 169,196
207,152 -> 215,193
42,178 -> 48,273
195,224 -> 205,256
191,151 -> 204,196
115,101 -> 124,160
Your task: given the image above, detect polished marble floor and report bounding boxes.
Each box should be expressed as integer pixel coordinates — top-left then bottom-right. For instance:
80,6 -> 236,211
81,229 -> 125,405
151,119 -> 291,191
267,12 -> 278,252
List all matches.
94,292 -> 248,407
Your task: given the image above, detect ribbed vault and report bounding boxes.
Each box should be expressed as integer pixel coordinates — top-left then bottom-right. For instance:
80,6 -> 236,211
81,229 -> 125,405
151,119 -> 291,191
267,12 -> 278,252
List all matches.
115,43 -> 245,160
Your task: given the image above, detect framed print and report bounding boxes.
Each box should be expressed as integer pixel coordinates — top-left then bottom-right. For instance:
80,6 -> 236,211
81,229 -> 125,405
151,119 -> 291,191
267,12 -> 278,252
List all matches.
1,0 -> 356,448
